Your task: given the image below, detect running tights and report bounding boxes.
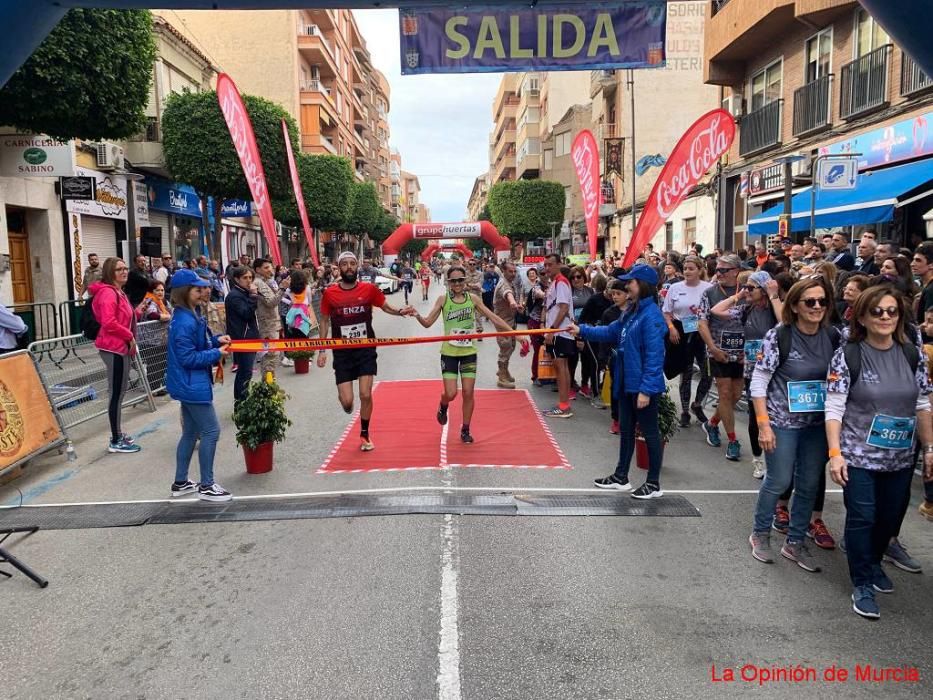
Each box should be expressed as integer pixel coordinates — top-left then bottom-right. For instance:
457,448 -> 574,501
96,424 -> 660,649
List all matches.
745,378 -> 763,458
100,351 -> 130,443
579,341 -> 599,394
677,334 -> 711,413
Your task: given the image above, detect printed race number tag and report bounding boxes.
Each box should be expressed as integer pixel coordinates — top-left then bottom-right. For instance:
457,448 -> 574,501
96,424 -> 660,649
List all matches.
340,322 -> 367,339
681,315 -> 699,334
866,415 -> 916,450
744,339 -> 763,365
787,381 -> 826,413
450,328 -> 474,347
720,330 -> 745,351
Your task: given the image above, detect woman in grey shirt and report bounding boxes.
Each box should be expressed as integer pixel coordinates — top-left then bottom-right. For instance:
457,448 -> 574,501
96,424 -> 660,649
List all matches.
826,284 -> 933,620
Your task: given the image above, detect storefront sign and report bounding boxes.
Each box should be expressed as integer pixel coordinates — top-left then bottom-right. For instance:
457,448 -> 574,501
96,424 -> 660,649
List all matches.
748,163 -> 784,196
65,166 -> 127,220
221,199 -> 252,217
623,108 -> 735,267
0,133 -> 75,176
145,178 -> 201,217
572,129 -> 601,261
398,3 -> 667,75
59,176 -> 96,201
0,353 -> 65,474
413,222 -> 482,239
821,110 -> 933,170
131,180 -> 150,227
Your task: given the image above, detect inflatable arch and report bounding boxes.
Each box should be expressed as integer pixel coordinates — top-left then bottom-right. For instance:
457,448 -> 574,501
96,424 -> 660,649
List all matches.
381,221 -> 509,268
421,242 -> 473,262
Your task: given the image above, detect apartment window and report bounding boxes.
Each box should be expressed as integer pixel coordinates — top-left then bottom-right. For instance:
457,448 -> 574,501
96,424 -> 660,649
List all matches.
543,149 -> 553,171
665,222 -> 674,252
564,185 -> 572,210
855,8 -> 889,57
805,28 -> 832,82
750,59 -> 783,112
336,91 -> 342,113
555,131 -> 572,157
683,217 -> 697,248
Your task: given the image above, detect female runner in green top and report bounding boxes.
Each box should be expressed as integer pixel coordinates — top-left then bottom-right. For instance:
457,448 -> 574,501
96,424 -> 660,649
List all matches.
415,264 -> 513,443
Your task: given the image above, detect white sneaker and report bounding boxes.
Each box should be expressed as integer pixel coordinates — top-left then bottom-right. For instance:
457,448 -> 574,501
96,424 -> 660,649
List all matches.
752,457 -> 766,479
281,357 -> 295,367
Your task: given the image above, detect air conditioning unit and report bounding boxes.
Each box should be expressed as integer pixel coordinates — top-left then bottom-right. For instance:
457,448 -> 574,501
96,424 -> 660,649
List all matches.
792,157 -> 814,178
722,94 -> 744,119
96,142 -> 124,170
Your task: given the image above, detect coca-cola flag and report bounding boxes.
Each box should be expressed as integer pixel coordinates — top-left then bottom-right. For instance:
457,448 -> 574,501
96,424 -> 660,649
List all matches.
282,119 -> 319,268
216,73 -> 282,266
571,129 -> 600,261
623,109 -> 735,268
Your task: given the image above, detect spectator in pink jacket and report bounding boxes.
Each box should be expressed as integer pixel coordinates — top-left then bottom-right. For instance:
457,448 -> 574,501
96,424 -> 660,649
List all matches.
89,257 -> 140,454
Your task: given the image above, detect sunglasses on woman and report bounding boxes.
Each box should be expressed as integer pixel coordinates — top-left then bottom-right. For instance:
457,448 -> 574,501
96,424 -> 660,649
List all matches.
742,284 -> 759,292
448,277 -> 466,283
869,306 -> 899,319
801,297 -> 827,308
571,274 -> 584,280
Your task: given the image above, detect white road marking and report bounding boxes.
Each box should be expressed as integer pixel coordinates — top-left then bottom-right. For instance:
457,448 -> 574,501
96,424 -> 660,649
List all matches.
0,486 -> 843,509
437,513 -> 461,700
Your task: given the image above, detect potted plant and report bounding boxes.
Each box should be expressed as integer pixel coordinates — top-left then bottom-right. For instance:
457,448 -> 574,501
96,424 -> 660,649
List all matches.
635,388 -> 679,470
233,372 -> 292,473
285,349 -> 315,374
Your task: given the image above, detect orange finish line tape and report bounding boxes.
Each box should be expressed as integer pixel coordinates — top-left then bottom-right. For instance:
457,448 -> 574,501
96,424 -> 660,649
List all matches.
226,327 -> 561,353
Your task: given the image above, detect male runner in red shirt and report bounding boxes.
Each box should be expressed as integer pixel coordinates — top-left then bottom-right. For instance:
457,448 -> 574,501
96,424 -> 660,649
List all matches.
317,251 -> 415,451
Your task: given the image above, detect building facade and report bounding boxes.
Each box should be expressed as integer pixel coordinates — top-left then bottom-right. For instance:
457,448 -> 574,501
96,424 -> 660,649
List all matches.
705,0 -> 933,249
491,74 -> 520,184
466,173 -> 490,221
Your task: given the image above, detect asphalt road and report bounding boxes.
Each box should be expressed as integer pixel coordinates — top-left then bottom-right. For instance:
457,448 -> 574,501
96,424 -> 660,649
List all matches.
2,284 -> 931,699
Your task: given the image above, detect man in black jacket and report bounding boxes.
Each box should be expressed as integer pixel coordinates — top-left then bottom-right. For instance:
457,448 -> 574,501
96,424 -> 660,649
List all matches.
826,232 -> 855,271
125,255 -> 151,306
855,237 -> 880,275
224,265 -> 260,405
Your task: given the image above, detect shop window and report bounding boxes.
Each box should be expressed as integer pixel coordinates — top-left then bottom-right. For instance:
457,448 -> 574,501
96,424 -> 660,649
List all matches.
683,217 -> 697,248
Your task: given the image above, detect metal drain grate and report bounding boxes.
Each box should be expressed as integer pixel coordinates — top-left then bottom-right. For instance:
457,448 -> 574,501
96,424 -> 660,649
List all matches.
0,493 -> 700,531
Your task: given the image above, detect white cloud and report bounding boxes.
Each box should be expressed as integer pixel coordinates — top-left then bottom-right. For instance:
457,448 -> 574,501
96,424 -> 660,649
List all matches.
354,9 -> 499,222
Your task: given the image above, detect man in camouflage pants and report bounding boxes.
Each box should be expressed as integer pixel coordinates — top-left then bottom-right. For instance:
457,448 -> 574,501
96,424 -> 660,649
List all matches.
464,258 -> 485,336
492,261 -> 524,388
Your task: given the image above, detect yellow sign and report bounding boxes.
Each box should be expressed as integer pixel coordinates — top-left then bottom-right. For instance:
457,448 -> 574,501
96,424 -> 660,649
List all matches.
0,352 -> 64,473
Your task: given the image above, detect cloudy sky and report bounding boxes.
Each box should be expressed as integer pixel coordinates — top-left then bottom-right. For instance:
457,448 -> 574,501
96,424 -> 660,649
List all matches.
354,9 -> 500,222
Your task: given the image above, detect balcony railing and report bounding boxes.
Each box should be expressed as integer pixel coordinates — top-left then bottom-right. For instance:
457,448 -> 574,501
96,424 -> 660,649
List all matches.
299,79 -> 330,96
793,74 -> 832,137
739,99 -> 783,156
129,116 -> 160,142
901,51 -> 933,96
840,44 -> 891,120
299,24 -> 333,56
598,123 -> 618,141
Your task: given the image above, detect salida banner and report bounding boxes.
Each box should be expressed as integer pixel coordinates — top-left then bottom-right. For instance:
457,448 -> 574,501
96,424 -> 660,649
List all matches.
623,109 -> 735,268
398,3 -> 666,75
571,130 -> 600,261
217,73 -> 282,266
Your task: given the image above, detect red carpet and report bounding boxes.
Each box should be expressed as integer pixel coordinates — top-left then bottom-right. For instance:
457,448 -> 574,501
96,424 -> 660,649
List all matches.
318,380 -> 570,474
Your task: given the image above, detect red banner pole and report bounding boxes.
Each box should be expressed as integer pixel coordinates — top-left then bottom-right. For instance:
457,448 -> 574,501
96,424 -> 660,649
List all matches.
282,119 -> 320,268
571,129 -> 600,262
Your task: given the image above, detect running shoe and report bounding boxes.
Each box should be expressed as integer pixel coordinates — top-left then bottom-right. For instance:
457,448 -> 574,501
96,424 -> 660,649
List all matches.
590,397 -> 608,410
568,389 -> 578,401
872,565 -> 894,593
594,474 -> 631,491
631,482 -> 663,499
752,457 -> 766,479
108,437 -> 141,454
725,440 -> 741,462
543,407 -> 573,418
120,433 -> 136,445
578,386 -> 593,399
702,421 -> 721,448
884,539 -> 922,573
609,420 -> 620,434
780,540 -> 821,572
198,483 -> 232,503
437,402 -> 448,426
772,504 -> 790,534
919,500 -> 933,521
679,411 -> 691,428
360,436 -> 375,452
281,357 -> 294,367
749,532 -> 774,563
851,586 -> 880,619
460,429 -> 474,444
691,402 -> 708,425
170,480 -> 198,497
807,519 -> 836,550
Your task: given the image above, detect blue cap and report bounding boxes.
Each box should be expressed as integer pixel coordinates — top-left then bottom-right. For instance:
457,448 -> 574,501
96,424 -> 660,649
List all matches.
618,264 -> 659,286
171,268 -> 210,288
748,271 -> 773,288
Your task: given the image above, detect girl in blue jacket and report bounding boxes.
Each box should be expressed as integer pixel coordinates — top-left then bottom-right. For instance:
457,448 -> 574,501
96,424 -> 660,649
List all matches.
166,269 -> 233,502
572,264 -> 668,499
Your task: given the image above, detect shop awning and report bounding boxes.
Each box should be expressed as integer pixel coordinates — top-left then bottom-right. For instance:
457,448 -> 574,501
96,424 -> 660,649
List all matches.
748,159 -> 933,235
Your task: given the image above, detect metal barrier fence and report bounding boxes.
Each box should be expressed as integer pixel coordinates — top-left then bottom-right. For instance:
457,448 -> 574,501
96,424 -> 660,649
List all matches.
136,319 -> 169,393
12,302 -> 58,343
28,333 -> 156,431
58,299 -> 87,336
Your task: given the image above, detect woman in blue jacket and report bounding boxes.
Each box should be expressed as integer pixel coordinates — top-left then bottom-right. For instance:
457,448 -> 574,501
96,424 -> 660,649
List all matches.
166,269 -> 233,503
572,264 -> 668,499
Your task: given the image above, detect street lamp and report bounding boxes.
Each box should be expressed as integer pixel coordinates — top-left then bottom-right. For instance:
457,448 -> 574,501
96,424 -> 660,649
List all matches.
772,152 -> 806,242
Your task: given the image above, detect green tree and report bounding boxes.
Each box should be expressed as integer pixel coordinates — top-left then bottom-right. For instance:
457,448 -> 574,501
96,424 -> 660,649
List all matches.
161,90 -> 299,258
346,182 -> 382,237
0,9 -> 156,140
273,153 -> 354,233
402,239 -> 428,258
370,210 -> 400,244
487,180 -> 565,243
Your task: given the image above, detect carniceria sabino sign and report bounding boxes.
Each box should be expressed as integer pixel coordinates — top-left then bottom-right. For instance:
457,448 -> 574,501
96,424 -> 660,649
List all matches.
0,133 -> 76,176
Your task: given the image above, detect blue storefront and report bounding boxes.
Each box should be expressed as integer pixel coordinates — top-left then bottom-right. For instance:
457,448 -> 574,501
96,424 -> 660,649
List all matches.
145,178 -> 205,262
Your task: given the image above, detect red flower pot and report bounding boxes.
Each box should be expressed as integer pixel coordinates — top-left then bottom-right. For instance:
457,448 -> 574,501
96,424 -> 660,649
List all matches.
294,358 -> 310,374
243,442 -> 274,474
635,437 -> 665,470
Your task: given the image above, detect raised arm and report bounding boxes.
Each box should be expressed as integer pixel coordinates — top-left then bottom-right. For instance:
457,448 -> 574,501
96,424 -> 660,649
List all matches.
415,295 -> 445,328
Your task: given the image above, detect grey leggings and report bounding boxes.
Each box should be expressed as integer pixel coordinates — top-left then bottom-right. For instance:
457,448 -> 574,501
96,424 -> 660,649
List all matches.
100,351 -> 130,443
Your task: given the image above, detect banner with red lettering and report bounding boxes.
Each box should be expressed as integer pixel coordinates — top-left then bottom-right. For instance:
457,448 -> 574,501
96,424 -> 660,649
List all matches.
571,129 -> 600,261
216,73 -> 282,266
623,109 -> 735,268
282,119 -> 319,268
